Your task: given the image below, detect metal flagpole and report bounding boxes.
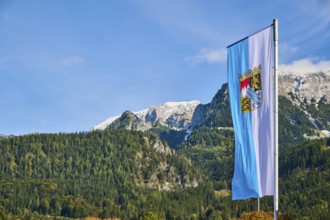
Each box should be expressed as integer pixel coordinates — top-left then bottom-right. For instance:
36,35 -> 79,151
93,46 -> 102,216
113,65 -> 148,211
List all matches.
273,18 -> 279,220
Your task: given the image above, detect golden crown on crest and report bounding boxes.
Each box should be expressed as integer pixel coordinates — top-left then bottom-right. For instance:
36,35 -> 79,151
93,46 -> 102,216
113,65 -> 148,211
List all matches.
240,64 -> 262,81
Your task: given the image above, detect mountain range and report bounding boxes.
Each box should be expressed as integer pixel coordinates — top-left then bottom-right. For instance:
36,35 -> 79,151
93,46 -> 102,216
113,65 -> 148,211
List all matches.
94,71 -> 330,147
1,71 -> 330,219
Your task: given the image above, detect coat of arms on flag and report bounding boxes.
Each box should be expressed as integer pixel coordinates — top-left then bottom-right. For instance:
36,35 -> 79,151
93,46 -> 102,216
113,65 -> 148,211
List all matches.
240,65 -> 262,113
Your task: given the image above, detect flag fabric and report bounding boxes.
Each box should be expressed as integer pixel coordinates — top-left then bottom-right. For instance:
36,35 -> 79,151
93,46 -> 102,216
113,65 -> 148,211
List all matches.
227,25 -> 274,200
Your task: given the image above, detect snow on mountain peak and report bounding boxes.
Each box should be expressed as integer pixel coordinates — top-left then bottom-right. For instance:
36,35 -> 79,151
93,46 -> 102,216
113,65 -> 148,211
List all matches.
279,71 -> 330,104
92,109 -> 149,130
93,100 -> 201,131
92,116 -> 120,130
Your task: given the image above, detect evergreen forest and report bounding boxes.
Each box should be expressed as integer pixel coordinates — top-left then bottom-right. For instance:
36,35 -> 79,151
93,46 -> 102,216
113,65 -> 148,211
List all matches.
1,128 -> 329,219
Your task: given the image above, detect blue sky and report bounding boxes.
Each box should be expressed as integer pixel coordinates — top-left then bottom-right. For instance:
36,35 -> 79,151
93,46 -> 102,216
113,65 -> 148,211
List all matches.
1,0 -> 330,135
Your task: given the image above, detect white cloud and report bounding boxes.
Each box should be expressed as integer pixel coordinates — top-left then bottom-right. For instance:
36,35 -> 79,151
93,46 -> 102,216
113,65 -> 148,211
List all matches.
56,56 -> 86,66
185,48 -> 226,65
279,58 -> 330,74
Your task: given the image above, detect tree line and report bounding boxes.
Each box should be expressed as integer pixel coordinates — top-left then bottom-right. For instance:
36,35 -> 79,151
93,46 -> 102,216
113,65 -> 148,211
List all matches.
0,128 -> 329,219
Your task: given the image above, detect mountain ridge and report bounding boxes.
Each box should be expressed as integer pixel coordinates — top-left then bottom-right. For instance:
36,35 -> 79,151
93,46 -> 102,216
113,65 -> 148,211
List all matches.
278,70 -> 330,105
93,100 -> 200,132
93,71 -> 330,147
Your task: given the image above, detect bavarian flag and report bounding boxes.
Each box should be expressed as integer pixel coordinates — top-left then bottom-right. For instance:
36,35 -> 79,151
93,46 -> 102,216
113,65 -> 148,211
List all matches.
227,25 -> 274,200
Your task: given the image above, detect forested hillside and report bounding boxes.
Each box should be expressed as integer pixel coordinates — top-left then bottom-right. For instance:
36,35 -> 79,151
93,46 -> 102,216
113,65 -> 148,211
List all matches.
279,138 -> 330,219
180,127 -> 330,219
1,128 -> 329,219
0,130 -> 210,219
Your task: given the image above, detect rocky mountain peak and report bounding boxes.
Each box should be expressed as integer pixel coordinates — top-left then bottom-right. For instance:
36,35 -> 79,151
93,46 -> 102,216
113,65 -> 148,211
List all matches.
278,71 -> 330,105
93,100 -> 201,132
144,101 -> 200,130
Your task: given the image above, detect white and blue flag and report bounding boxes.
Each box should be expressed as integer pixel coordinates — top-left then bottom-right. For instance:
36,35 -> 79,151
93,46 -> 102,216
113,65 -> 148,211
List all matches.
227,25 -> 274,200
